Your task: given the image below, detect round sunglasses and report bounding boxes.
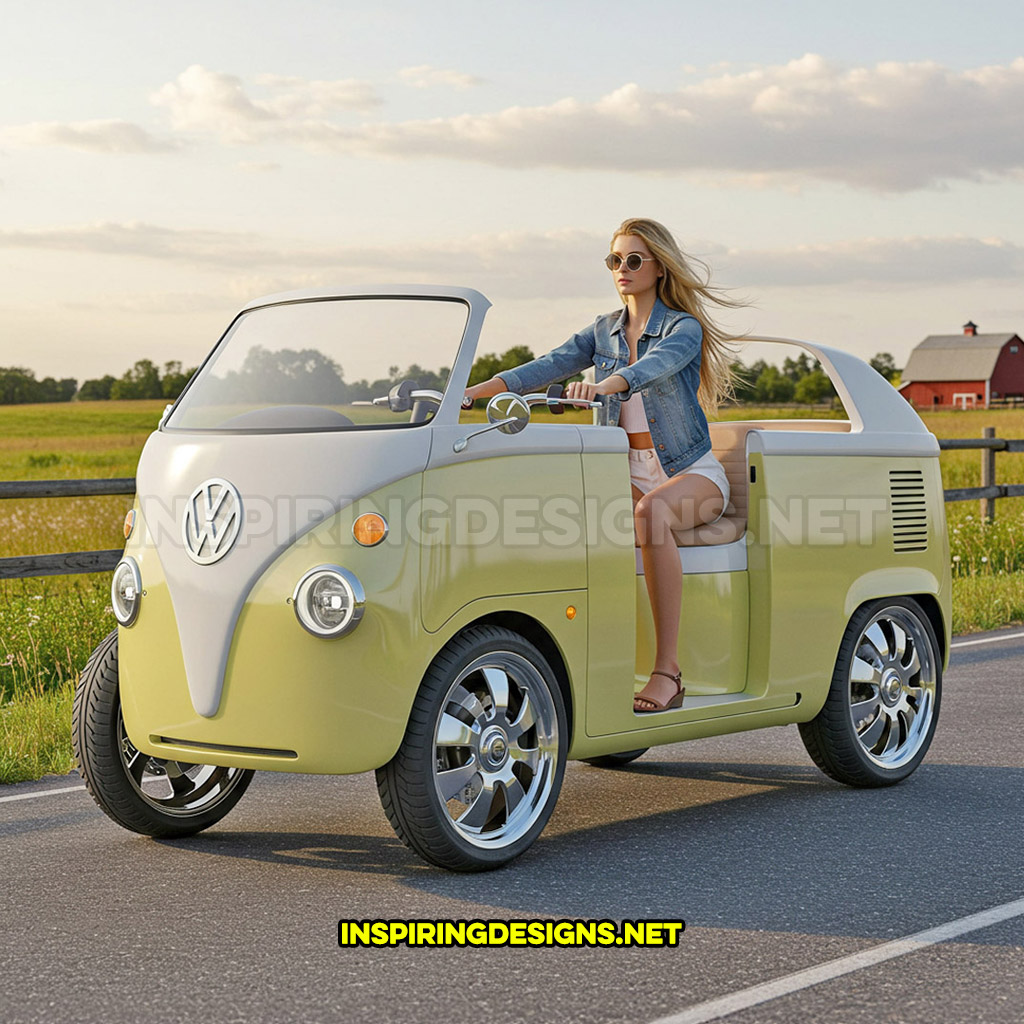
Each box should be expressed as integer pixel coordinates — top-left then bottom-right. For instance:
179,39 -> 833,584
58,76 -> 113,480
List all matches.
604,252 -> 656,272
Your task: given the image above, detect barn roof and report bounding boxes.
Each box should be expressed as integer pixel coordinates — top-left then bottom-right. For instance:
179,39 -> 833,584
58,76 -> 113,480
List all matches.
900,333 -> 1017,384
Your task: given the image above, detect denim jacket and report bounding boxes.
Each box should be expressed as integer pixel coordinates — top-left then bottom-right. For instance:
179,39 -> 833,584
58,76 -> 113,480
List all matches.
499,297 -> 711,476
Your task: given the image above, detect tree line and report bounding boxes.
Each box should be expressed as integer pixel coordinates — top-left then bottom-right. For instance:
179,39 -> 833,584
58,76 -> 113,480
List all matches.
0,360 -> 196,405
730,351 -> 900,404
0,347 -> 900,406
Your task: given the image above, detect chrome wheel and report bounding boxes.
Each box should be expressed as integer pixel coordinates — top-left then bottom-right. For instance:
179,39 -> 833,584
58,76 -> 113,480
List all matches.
118,710 -> 250,817
799,597 -> 942,787
73,629 -> 254,837
849,608 -> 937,770
433,652 -> 559,850
377,624 -> 567,870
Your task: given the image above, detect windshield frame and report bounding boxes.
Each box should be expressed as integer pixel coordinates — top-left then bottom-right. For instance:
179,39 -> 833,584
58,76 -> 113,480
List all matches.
161,286 -> 487,435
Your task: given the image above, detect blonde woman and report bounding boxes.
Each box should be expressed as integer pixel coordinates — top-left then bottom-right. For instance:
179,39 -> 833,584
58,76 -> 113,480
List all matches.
465,218 -> 738,712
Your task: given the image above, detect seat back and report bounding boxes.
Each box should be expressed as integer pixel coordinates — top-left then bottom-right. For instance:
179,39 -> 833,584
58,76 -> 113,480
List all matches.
671,421 -> 751,546
669,419 -> 852,546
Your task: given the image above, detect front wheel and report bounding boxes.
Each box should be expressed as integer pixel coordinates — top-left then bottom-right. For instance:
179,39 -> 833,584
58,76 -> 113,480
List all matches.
376,625 -> 567,871
72,629 -> 254,836
799,598 -> 941,787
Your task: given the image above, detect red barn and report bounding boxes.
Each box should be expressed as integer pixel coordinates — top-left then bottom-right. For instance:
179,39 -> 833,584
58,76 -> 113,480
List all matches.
898,322 -> 1024,409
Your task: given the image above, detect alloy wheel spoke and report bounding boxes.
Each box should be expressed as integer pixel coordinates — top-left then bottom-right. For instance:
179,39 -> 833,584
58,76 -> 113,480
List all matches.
436,759 -> 480,802
123,747 -> 149,785
898,702 -> 917,735
902,644 -> 922,679
497,769 -> 527,816
891,622 -> 908,662
851,656 -> 880,685
458,777 -> 498,830
906,685 -> 927,707
506,691 -> 536,744
881,717 -> 903,756
509,742 -> 540,776
454,687 -> 487,723
437,712 -> 477,748
850,691 -> 881,727
171,768 -> 223,806
858,709 -> 887,750
864,622 -> 890,662
165,764 -> 196,799
480,667 -> 511,721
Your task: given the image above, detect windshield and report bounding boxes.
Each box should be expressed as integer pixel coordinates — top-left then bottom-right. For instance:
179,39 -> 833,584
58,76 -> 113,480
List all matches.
165,296 -> 468,432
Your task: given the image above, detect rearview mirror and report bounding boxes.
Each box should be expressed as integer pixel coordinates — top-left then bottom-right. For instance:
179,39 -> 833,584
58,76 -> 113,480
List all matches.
485,393 -> 530,435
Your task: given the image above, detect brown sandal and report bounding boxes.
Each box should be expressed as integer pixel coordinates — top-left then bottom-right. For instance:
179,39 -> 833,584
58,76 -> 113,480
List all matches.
633,670 -> 685,713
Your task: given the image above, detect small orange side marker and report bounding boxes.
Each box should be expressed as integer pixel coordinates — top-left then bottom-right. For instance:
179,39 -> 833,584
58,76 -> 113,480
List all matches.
566,606 -> 577,620
352,512 -> 388,547
123,509 -> 136,540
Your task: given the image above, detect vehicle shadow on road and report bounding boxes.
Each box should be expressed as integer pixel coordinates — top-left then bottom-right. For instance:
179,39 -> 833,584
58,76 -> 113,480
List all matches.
170,759 -> 1024,942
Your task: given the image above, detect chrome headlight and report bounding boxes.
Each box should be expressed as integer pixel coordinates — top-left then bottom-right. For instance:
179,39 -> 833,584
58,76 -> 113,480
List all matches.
111,558 -> 142,627
292,565 -> 365,638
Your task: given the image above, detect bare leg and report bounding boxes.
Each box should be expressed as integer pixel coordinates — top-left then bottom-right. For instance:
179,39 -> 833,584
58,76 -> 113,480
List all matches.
633,474 -> 725,708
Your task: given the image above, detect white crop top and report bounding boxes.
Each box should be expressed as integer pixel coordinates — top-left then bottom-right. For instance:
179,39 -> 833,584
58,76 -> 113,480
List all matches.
618,390 -> 649,434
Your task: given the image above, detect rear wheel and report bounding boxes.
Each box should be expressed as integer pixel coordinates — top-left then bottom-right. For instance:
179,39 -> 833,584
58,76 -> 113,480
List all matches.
72,629 -> 254,836
377,625 -> 567,871
799,598 -> 941,787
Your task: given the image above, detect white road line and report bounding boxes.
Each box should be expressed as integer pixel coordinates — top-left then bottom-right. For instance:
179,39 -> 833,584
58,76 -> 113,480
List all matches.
951,630 -> 1024,649
649,896 -> 1024,1024
0,784 -> 85,804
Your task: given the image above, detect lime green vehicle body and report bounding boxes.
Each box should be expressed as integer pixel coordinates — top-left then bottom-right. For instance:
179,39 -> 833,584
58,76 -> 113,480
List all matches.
117,286 -> 951,778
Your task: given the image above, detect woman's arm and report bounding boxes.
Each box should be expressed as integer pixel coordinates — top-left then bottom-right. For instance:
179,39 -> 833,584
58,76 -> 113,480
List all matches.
615,315 -> 703,398
469,323 -> 598,399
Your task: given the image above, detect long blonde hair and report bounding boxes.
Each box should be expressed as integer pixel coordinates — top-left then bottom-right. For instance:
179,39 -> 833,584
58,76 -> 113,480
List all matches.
612,217 -> 742,415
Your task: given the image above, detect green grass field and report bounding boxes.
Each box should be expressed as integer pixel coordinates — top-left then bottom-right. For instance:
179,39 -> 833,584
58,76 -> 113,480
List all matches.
2,399 -> 1022,783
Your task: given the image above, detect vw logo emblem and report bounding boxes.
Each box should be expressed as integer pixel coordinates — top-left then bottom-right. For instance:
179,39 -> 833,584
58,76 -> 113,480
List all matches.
181,478 -> 242,565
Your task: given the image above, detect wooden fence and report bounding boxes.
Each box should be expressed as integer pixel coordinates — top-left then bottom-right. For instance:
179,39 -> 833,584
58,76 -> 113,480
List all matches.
1,432 -> 1021,580
938,427 -> 1024,519
0,478 -> 134,580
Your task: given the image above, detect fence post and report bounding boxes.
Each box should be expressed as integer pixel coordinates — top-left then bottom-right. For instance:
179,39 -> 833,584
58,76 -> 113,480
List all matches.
981,426 -> 996,522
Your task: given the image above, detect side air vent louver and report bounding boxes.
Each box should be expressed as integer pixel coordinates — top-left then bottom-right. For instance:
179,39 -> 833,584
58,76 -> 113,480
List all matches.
889,469 -> 928,553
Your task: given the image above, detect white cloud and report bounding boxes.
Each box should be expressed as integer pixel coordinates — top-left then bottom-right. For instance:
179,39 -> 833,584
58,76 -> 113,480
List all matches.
398,65 -> 484,89
149,65 -> 380,139
341,55 -> 1024,190
1,119 -> 175,153
0,222 -> 264,264
2,223 -> 1021,295
717,235 -> 1024,287
145,54 -> 1024,190
10,57 -> 1023,191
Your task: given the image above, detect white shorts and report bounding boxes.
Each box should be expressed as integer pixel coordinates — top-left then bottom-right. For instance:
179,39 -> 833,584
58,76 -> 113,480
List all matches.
628,448 -> 730,520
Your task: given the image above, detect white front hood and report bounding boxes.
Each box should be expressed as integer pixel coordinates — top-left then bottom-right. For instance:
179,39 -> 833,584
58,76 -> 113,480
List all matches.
136,427 -> 430,717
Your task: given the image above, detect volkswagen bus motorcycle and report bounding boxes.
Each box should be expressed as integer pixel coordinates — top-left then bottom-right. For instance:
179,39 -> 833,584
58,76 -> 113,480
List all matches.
73,286 -> 950,871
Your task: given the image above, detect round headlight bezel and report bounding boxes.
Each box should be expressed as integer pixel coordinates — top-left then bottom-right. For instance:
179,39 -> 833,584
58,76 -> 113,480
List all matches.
292,565 -> 365,639
111,557 -> 142,627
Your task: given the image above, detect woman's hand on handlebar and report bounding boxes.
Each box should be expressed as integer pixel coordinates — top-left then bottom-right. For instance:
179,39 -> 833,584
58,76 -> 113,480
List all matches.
565,374 -> 627,403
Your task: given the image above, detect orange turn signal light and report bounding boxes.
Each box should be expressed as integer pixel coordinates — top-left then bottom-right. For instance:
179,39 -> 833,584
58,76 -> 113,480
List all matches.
123,509 -> 136,540
566,605 -> 577,620
352,512 -> 388,547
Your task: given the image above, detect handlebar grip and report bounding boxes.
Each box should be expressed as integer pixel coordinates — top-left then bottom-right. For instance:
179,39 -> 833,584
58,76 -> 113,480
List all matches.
545,384 -> 565,415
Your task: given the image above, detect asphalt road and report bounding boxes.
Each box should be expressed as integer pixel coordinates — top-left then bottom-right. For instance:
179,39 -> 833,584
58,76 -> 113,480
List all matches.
2,628 -> 1022,1024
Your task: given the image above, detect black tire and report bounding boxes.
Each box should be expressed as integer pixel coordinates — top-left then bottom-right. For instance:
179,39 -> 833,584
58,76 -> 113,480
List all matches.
581,749 -> 648,768
798,598 -> 942,787
376,625 -> 567,871
72,629 -> 254,837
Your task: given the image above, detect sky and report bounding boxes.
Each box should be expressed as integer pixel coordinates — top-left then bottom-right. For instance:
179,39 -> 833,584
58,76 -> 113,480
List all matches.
2,0 -> 1024,382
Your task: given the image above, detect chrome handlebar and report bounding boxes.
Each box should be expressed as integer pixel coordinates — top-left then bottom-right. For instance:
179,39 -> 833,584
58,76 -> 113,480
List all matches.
522,392 -> 603,410
352,389 -> 444,408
